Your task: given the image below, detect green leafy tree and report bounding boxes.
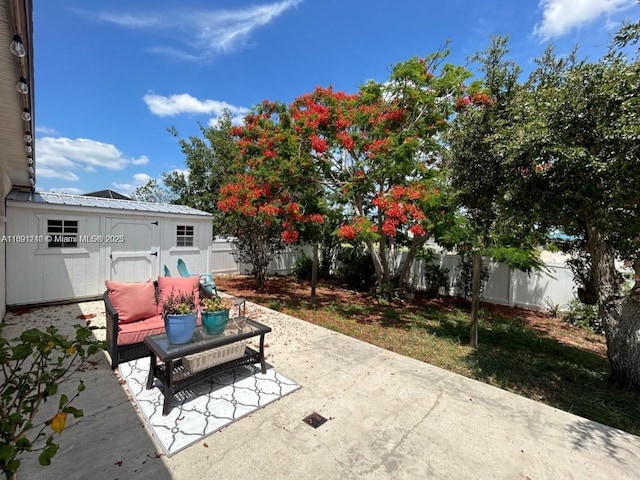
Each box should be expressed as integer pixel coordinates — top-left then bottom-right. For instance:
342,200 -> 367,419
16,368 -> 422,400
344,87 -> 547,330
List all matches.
509,40 -> 640,389
165,110 -> 239,233
614,0 -> 640,55
129,179 -> 176,204
446,37 -> 546,346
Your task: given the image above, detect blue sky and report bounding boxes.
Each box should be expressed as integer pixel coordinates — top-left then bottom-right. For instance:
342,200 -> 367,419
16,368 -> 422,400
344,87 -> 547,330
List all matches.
32,0 -> 639,196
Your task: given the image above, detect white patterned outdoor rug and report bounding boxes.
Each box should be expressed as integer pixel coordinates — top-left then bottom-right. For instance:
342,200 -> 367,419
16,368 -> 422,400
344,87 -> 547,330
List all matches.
118,358 -> 301,456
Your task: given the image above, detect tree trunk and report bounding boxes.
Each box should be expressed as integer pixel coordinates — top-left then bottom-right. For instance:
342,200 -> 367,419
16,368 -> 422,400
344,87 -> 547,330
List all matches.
587,228 -> 640,390
397,236 -> 427,293
604,257 -> 640,390
311,243 -> 318,307
367,240 -> 391,300
469,253 -> 481,348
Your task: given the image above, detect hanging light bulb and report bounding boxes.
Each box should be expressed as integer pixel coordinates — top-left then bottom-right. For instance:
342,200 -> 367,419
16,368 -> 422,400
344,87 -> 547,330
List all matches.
10,34 -> 26,57
25,144 -> 32,154
21,108 -> 31,121
28,166 -> 34,175
29,177 -> 34,186
24,132 -> 32,143
27,156 -> 33,165
16,77 -> 28,94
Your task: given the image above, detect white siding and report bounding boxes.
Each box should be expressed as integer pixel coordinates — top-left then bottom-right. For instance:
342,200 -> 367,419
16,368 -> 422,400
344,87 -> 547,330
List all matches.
0,169 -> 13,319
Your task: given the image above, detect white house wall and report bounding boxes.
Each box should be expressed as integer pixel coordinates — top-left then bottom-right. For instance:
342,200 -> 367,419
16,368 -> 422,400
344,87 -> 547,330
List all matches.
0,167 -> 14,319
6,201 -> 212,306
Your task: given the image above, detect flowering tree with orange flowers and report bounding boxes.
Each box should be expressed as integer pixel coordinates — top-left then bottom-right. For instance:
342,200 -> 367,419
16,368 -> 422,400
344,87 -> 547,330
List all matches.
289,51 -> 470,296
218,100 -> 326,286
219,50 -> 469,295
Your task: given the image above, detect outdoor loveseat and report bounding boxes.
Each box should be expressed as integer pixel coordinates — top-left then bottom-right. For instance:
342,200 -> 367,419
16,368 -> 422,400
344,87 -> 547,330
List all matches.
104,276 -> 210,369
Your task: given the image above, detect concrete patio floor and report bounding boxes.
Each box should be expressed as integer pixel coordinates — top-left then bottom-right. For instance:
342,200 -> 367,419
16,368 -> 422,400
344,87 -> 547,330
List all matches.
3,299 -> 640,480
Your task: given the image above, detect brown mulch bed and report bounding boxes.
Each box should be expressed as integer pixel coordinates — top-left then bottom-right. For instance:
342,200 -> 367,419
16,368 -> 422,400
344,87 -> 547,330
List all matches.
216,274 -> 607,358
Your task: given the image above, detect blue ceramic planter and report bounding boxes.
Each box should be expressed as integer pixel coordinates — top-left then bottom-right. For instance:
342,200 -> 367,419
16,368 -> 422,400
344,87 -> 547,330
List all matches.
201,310 -> 230,335
164,313 -> 197,344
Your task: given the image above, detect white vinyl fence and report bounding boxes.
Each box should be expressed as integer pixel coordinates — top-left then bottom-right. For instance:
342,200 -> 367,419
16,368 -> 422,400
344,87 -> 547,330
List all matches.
417,254 -> 575,311
209,238 -> 313,276
209,239 -> 577,312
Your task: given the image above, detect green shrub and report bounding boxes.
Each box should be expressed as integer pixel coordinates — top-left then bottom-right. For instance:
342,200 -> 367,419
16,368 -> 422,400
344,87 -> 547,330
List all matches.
267,299 -> 284,311
335,247 -> 376,291
454,255 -> 489,299
423,263 -> 449,296
563,298 -> 602,334
293,252 -> 314,280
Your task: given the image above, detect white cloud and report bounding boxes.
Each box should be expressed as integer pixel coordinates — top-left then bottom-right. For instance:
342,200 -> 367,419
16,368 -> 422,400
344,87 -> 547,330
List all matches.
36,136 -> 149,181
208,112 -> 246,127
91,0 -> 302,61
35,126 -> 58,135
143,93 -> 250,124
95,13 -> 161,28
132,173 -> 153,184
37,167 -> 79,182
534,0 -> 636,40
112,173 -> 154,194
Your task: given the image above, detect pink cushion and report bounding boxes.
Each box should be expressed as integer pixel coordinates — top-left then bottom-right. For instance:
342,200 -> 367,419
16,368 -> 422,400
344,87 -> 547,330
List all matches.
117,315 -> 165,345
117,313 -> 203,345
105,280 -> 157,324
157,276 -> 200,315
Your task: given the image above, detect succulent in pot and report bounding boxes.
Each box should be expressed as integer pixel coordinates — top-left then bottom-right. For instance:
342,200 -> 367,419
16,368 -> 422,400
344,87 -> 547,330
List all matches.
199,296 -> 231,313
200,296 -> 232,334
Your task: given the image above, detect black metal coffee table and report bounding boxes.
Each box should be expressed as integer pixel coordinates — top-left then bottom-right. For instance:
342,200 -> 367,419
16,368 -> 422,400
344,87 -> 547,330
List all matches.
144,317 -> 271,415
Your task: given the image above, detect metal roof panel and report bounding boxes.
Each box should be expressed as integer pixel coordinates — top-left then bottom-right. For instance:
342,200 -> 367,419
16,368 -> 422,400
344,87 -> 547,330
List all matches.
6,190 -> 212,216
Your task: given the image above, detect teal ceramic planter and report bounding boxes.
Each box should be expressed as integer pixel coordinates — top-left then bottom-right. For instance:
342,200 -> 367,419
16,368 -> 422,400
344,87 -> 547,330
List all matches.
164,313 -> 197,344
202,310 -> 230,335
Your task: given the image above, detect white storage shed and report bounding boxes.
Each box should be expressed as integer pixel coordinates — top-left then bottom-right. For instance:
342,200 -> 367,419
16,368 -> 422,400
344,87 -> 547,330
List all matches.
5,190 -> 213,306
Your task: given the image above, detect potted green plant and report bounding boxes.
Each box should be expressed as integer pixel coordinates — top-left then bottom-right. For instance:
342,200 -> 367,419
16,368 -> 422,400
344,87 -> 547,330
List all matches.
161,289 -> 197,344
200,296 -> 232,335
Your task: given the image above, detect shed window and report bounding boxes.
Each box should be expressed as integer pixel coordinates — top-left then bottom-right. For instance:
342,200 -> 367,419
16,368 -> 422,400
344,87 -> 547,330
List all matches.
176,225 -> 194,247
47,220 -> 78,248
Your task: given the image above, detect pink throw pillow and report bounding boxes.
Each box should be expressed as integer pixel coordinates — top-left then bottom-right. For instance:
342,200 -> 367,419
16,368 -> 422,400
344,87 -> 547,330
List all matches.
157,276 -> 200,315
105,280 -> 157,324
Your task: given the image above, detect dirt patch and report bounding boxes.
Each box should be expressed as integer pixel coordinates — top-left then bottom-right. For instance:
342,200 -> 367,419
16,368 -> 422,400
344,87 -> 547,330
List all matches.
216,274 -> 607,358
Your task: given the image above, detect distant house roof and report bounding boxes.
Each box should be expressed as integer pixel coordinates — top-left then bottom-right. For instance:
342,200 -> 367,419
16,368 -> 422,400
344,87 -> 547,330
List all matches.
84,189 -> 131,200
6,190 -> 212,217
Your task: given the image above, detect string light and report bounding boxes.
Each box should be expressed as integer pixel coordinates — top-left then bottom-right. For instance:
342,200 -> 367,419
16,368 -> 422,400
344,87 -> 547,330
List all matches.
10,34 -> 26,57
12,27 -> 34,189
16,77 -> 28,94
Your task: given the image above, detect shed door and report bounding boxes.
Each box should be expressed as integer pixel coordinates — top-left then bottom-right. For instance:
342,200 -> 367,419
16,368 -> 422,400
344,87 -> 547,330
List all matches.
107,218 -> 160,282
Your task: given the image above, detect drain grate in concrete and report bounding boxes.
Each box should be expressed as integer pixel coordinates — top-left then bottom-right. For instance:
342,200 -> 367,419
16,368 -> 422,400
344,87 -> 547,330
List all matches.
303,412 -> 328,429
